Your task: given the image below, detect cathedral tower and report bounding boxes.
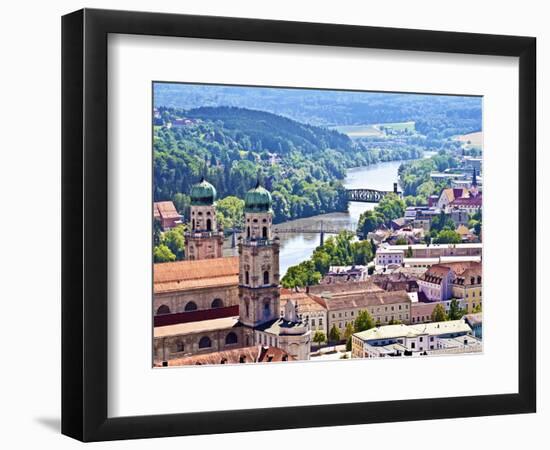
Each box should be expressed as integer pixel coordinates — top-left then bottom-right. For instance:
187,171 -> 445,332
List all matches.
238,181 -> 281,328
184,178 -> 224,260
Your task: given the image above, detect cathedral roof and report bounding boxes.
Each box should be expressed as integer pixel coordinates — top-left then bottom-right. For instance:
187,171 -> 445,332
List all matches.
154,256 -> 238,293
190,177 -> 217,205
244,181 -> 272,213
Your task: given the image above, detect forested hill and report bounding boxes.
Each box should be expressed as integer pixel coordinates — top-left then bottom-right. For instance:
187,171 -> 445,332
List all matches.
185,106 -> 354,156
154,83 -> 482,137
153,106 -> 421,224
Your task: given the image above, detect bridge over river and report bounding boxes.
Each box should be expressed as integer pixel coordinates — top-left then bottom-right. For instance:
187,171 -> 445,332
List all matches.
229,182 -> 402,247
346,182 -> 401,203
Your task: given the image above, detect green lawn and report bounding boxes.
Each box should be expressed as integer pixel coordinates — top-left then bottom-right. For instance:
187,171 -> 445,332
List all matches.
333,121 -> 415,138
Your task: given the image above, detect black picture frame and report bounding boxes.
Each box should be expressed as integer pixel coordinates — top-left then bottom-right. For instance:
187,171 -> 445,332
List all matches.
62,8 -> 536,442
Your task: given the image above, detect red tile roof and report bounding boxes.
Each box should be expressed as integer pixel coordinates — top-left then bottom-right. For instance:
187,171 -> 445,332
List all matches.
154,256 -> 239,293
450,196 -> 482,207
154,201 -> 180,219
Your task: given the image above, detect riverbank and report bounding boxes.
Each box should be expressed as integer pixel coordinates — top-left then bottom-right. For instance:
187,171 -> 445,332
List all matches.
224,157 -> 426,276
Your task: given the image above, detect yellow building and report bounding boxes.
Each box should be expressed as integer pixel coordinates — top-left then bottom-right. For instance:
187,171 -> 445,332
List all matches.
451,263 -> 482,313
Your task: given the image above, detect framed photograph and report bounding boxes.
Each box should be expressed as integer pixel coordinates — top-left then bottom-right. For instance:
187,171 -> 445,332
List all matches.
62,8 -> 536,442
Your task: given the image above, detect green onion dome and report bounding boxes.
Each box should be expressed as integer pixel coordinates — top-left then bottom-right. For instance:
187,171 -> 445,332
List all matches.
190,177 -> 217,206
244,181 -> 272,213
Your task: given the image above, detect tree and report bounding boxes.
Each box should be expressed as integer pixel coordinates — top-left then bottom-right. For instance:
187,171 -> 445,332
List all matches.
346,336 -> 352,352
434,229 -> 461,244
344,322 -> 355,340
215,195 -> 245,230
395,237 -> 408,245
161,225 -> 186,260
448,298 -> 466,320
406,246 -> 413,258
153,244 -> 176,263
354,310 -> 375,333
431,303 -> 448,322
313,330 -> 326,349
358,210 -> 385,235
153,218 -> 162,246
172,192 -> 191,215
472,303 -> 482,313
329,324 -> 341,344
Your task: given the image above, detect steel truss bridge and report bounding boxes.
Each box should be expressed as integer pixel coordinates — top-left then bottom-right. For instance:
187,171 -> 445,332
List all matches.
346,184 -> 401,203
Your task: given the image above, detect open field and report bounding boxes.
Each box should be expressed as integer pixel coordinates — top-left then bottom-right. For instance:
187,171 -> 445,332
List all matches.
377,121 -> 415,131
333,121 -> 415,138
455,131 -> 483,148
332,124 -> 384,138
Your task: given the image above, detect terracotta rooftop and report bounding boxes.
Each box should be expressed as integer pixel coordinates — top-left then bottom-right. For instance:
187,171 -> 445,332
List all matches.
154,256 -> 239,294
421,265 -> 452,284
154,201 -> 180,219
323,290 -> 411,311
308,280 -> 383,298
450,196 -> 482,207
157,346 -> 294,366
280,291 -> 326,313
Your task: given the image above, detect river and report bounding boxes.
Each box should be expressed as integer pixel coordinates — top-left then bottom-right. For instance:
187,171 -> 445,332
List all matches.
223,157 -> 427,276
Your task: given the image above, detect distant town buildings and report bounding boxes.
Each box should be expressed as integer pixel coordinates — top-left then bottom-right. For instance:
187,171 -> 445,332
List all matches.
351,320 -> 481,358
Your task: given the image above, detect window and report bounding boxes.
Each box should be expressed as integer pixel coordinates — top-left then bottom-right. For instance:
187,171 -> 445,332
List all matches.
262,226 -> 268,239
192,219 -> 195,229
263,301 -> 270,316
198,336 -> 211,349
419,337 -> 423,342
211,298 -> 223,308
411,342 -> 416,349
430,336 -> 434,342
245,299 -> 250,317
176,341 -> 184,352
263,271 -> 269,285
225,332 -> 238,345
184,301 -> 198,312
319,318 -> 323,325
206,218 -> 212,231
311,319 -> 316,326
245,271 -> 249,285
156,304 -> 170,315
247,227 -> 251,238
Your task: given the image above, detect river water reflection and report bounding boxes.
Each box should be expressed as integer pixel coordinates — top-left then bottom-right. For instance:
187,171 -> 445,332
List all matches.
223,158 -> 422,276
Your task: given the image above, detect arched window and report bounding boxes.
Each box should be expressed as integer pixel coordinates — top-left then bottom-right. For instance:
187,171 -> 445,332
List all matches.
211,298 -> 223,308
225,332 -> 238,345
263,271 -> 269,285
206,218 -> 212,231
184,301 -> 198,312
175,340 -> 184,352
262,226 -> 268,239
247,227 -> 251,238
477,276 -> 481,284
198,336 -> 211,349
192,219 -> 195,230
470,277 -> 475,285
156,304 -> 170,315
245,298 -> 250,317
263,300 -> 270,317
245,271 -> 249,285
